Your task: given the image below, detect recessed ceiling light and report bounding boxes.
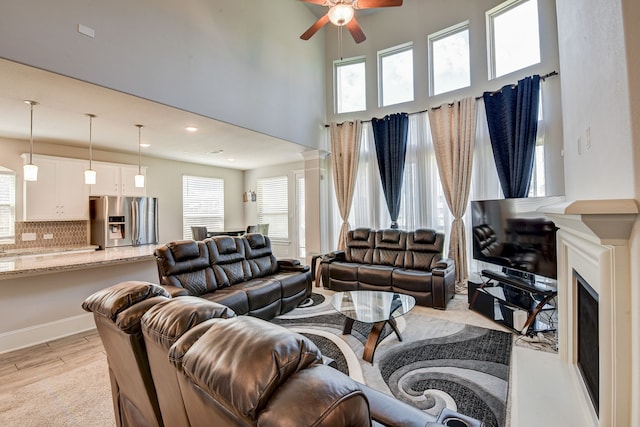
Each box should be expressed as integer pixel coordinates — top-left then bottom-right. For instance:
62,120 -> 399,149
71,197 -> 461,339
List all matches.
227,158 -> 235,162
208,149 -> 224,155
185,126 -> 198,132
139,143 -> 151,148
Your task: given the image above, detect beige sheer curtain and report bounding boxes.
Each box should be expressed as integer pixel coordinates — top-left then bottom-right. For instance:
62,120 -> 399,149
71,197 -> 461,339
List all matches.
428,97 -> 476,289
330,121 -> 362,250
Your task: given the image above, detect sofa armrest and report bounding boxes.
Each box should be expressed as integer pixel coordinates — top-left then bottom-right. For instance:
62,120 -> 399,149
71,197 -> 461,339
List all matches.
359,384 -> 438,427
311,251 -> 345,282
431,258 -> 456,310
161,285 -> 190,297
278,262 -> 311,273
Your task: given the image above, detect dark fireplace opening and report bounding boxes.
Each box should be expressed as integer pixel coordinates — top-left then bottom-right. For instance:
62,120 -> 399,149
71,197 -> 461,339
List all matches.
575,270 -> 599,416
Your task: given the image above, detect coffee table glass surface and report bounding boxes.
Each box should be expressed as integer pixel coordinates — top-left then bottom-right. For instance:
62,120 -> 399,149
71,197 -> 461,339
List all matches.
330,290 -> 416,363
330,290 -> 415,323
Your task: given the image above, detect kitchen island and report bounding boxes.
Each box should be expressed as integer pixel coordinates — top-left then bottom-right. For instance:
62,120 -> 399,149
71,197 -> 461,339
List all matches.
0,245 -> 159,353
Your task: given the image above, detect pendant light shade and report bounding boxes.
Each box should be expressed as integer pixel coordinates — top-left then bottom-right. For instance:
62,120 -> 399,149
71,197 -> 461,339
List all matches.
135,124 -> 145,188
23,100 -> 39,181
84,113 -> 97,185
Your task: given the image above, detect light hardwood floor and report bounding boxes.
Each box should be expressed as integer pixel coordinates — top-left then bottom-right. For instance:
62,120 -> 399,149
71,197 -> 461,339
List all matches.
0,330 -> 106,395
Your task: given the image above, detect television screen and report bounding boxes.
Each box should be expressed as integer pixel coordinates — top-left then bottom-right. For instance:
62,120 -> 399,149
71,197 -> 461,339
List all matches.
470,196 -> 564,281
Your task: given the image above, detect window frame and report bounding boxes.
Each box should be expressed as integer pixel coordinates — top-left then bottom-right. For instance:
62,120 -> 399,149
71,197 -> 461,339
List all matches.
377,41 -> 414,107
0,169 -> 16,244
428,20 -> 471,96
333,56 -> 367,114
486,0 -> 541,79
181,175 -> 225,240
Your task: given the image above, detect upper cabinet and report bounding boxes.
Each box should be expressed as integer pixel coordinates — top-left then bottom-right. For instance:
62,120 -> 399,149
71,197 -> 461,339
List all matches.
22,155 -> 147,221
88,161 -> 147,197
22,155 -> 90,221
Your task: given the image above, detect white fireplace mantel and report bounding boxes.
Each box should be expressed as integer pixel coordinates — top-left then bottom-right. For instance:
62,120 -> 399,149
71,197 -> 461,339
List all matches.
541,198 -> 638,427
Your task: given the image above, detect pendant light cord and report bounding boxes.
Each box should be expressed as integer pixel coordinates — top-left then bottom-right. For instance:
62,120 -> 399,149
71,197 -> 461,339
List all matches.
136,124 -> 143,174
87,114 -> 95,169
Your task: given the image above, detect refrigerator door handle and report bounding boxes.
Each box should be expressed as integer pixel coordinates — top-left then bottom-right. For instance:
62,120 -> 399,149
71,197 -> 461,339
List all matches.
131,199 -> 139,245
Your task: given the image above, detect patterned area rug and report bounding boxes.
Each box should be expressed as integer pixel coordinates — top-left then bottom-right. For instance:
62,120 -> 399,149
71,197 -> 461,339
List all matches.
274,292 -> 513,427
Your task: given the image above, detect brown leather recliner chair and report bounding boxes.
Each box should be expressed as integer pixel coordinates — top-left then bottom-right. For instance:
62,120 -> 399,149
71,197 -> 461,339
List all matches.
82,281 -> 170,427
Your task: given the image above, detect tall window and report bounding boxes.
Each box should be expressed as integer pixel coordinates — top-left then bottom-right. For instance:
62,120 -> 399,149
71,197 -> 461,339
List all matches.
429,22 -> 471,95
182,175 -> 224,239
487,0 -> 541,79
0,168 -> 16,243
257,176 -> 288,240
334,57 -> 366,114
378,42 -> 414,107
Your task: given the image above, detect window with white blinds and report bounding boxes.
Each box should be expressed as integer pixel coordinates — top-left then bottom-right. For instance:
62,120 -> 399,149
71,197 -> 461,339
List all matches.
182,175 -> 224,239
257,176 -> 288,240
0,170 -> 16,243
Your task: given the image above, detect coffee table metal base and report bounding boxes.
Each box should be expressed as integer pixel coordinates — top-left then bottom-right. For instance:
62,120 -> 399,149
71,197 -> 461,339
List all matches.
342,316 -> 403,363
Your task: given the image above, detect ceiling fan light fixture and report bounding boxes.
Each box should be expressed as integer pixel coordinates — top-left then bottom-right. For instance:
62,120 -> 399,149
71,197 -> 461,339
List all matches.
328,4 -> 354,26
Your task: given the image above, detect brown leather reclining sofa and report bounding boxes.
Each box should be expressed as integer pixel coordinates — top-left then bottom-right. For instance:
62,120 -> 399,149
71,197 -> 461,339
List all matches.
83,281 -> 482,427
154,233 -> 311,319
320,228 -> 456,309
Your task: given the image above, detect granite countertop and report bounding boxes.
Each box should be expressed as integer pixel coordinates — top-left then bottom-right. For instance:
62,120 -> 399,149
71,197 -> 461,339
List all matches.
0,245 -> 158,279
0,245 -> 100,258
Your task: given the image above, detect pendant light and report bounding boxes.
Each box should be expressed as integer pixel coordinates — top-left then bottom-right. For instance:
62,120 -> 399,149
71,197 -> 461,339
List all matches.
134,124 -> 145,188
84,114 -> 97,185
23,100 -> 39,181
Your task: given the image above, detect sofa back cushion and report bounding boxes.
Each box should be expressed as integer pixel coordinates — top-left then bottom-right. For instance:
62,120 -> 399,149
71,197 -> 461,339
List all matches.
345,228 -> 375,264
206,236 -> 250,287
373,229 -> 407,267
176,316 -> 322,421
155,240 -> 218,296
242,234 -> 278,278
404,229 -> 444,271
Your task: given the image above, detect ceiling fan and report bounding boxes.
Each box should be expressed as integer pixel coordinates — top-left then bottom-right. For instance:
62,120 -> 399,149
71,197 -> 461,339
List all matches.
299,0 -> 403,44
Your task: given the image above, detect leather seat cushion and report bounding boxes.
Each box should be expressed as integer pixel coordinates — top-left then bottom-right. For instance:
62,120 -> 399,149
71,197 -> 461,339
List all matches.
392,268 -> 433,292
358,264 -> 393,286
202,288 -> 249,315
328,262 -> 360,281
238,279 -> 281,311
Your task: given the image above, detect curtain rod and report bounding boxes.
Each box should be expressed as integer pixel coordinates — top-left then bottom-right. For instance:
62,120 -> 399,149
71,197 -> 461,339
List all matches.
325,70 -> 558,126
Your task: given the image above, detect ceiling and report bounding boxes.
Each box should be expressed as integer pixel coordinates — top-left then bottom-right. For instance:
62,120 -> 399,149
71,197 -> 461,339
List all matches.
0,59 -> 311,171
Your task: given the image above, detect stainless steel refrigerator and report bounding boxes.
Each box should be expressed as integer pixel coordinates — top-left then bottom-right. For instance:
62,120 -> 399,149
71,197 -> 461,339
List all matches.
90,196 -> 159,249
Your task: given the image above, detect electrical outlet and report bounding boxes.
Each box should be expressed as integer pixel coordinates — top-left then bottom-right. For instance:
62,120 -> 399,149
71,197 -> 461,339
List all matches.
577,136 -> 582,155
44,233 -> 53,240
22,232 -> 36,241
78,24 -> 95,38
585,126 -> 592,149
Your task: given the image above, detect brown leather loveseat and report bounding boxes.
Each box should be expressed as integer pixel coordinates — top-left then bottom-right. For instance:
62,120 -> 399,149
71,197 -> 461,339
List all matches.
155,233 -> 311,319
83,281 -> 482,427
320,228 -> 456,309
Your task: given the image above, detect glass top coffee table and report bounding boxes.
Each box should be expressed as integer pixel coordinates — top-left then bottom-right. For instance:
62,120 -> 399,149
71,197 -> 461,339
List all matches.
330,290 -> 416,363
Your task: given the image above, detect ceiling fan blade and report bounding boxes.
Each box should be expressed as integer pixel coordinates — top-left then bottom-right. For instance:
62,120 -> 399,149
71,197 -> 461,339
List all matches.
300,14 -> 330,40
346,17 -> 366,44
298,0 -> 328,4
356,0 -> 403,9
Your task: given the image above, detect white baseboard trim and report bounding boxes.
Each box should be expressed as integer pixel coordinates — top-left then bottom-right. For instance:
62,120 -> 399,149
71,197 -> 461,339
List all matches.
0,313 -> 96,354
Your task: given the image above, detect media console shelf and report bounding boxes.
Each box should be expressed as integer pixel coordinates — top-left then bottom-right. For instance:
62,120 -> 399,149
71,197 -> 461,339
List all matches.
469,269 -> 557,335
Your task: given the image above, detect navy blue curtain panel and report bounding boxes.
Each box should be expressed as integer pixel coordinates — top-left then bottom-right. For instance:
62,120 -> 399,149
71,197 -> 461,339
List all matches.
371,113 -> 409,228
483,75 -> 540,198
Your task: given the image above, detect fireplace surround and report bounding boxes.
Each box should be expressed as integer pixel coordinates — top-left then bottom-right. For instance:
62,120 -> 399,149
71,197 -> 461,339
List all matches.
544,199 -> 638,427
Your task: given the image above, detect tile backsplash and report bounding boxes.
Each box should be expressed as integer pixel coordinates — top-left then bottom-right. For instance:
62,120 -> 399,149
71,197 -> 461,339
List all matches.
4,221 -> 89,250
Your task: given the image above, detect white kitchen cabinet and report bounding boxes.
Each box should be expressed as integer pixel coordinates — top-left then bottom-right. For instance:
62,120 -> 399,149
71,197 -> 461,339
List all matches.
88,161 -> 146,197
22,155 -> 90,220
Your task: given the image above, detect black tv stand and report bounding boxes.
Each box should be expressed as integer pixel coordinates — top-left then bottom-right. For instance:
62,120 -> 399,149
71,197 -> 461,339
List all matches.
469,269 -> 557,335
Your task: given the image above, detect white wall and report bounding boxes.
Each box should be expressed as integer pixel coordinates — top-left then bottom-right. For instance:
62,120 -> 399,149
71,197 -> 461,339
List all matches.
0,0 -> 326,150
0,137 -> 245,244
322,0 -> 564,196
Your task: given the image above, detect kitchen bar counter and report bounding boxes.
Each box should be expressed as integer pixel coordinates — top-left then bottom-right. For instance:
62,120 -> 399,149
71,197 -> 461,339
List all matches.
0,245 -> 158,279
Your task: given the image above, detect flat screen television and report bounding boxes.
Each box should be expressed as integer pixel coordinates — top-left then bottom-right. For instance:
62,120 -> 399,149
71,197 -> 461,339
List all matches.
470,196 -> 564,284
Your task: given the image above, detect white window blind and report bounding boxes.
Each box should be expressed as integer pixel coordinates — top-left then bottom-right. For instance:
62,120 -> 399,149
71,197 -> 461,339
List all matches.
182,175 -> 224,239
257,176 -> 288,240
0,171 -> 15,242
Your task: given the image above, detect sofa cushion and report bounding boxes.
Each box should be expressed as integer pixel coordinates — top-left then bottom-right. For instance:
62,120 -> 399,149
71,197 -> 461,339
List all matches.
238,278 -> 281,315
243,234 -> 278,279
345,228 -> 375,264
155,241 -> 218,295
82,280 -> 169,322
372,229 -> 407,267
178,316 -> 322,420
207,237 -> 250,287
391,268 -> 433,292
201,288 -> 250,316
404,229 -> 445,271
